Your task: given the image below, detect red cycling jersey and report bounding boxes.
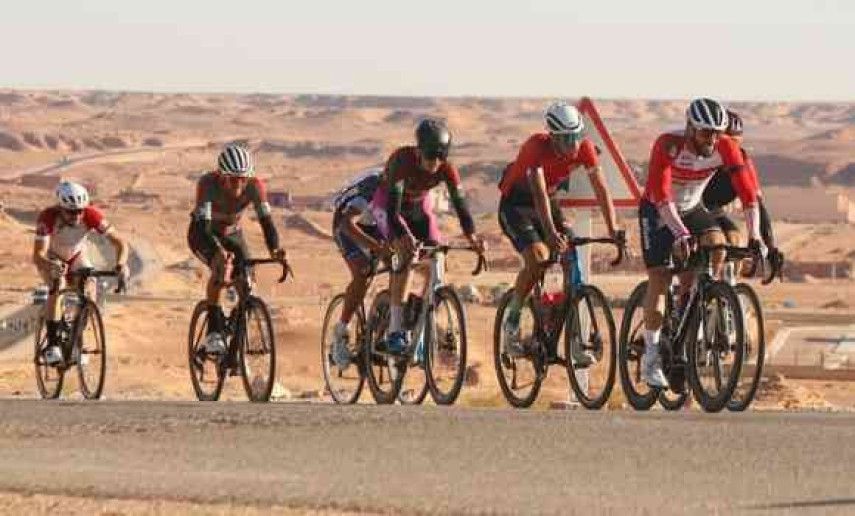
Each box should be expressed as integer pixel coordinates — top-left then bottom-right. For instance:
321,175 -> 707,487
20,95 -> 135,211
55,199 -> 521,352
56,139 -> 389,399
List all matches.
643,131 -> 757,211
499,134 -> 598,198
35,205 -> 111,262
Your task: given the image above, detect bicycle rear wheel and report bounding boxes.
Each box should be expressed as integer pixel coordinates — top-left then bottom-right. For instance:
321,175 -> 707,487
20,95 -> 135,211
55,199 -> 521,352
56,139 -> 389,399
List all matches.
364,290 -> 401,404
687,282 -> 745,413
494,290 -> 542,408
425,286 -> 468,406
565,285 -> 616,410
617,282 -> 658,411
239,296 -> 277,402
188,301 -> 225,401
75,299 -> 107,400
320,293 -> 365,404
728,283 -> 765,412
658,389 -> 690,410
34,317 -> 64,400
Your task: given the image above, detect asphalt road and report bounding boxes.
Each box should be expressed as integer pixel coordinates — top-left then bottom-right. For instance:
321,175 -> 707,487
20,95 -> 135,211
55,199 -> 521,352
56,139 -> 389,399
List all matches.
1,400 -> 854,514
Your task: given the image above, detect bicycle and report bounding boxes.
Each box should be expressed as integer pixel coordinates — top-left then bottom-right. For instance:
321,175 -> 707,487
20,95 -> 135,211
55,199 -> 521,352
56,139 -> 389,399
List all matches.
726,247 -> 783,411
34,267 -> 126,400
493,234 -> 625,409
364,244 -> 486,405
618,244 -> 754,413
320,258 -> 392,404
188,258 -> 290,402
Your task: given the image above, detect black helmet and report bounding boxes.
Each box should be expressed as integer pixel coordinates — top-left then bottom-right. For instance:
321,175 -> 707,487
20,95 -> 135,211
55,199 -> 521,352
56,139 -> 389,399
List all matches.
725,109 -> 743,136
415,118 -> 451,160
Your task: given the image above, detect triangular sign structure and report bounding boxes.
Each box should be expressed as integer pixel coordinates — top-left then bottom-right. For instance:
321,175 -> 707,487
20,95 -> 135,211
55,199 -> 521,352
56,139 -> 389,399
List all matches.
555,97 -> 642,209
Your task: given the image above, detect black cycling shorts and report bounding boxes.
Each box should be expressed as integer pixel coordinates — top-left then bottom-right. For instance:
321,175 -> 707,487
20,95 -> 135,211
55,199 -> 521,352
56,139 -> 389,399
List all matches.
187,221 -> 250,269
638,200 -> 720,268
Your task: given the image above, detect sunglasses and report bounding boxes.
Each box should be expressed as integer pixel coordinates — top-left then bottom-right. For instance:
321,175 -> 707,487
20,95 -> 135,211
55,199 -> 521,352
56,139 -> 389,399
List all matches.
550,132 -> 583,146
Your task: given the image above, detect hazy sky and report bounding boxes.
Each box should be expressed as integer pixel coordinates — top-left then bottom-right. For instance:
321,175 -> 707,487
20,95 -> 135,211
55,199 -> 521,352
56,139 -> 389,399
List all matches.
2,0 -> 853,101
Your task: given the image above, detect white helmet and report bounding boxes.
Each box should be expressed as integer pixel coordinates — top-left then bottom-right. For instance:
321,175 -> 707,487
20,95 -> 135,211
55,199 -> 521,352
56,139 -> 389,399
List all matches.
686,97 -> 729,131
55,181 -> 89,210
544,101 -> 584,134
217,144 -> 254,176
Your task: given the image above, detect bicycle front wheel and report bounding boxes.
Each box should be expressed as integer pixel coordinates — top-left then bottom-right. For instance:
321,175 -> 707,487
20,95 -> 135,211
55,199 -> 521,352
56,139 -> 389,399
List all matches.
425,286 -> 468,406
565,285 -> 616,410
364,290 -> 401,404
75,299 -> 107,400
34,317 -> 64,400
617,281 -> 658,411
320,293 -> 365,404
188,301 -> 225,401
239,296 -> 277,402
686,282 -> 745,413
728,283 -> 765,412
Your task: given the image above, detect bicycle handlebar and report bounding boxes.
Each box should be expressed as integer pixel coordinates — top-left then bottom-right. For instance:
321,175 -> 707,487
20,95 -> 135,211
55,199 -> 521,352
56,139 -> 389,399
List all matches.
244,258 -> 293,283
67,267 -> 127,294
569,230 -> 627,267
672,243 -> 783,284
391,244 -> 488,276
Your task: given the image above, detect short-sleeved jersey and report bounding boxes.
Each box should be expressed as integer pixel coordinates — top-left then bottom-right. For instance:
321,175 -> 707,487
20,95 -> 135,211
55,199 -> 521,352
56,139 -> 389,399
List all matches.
192,172 -> 271,235
332,170 -> 382,227
383,146 -> 462,206
35,205 -> 111,261
499,134 -> 599,198
702,148 -> 762,210
643,131 -> 757,212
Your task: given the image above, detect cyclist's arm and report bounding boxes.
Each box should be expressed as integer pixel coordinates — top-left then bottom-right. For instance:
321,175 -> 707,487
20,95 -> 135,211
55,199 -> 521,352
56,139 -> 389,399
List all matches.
759,196 -> 776,248
192,181 -> 225,253
722,140 -> 761,241
527,166 -> 559,237
445,177 -> 475,237
103,227 -> 129,269
646,142 -> 689,238
586,165 -> 618,236
340,207 -> 385,254
248,178 -> 280,253
384,154 -> 408,239
32,212 -> 55,272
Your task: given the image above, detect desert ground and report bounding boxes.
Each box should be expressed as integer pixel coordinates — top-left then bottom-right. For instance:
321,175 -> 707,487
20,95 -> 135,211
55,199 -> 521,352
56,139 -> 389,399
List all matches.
0,90 -> 853,512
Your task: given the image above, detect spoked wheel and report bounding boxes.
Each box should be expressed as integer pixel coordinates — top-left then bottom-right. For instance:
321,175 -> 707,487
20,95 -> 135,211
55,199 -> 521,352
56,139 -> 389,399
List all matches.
494,291 -> 542,408
188,301 -> 225,401
34,317 -> 64,400
618,281 -> 658,411
728,283 -> 765,412
239,297 -> 277,402
565,285 -> 616,410
75,300 -> 107,400
425,286 -> 468,406
320,293 -> 365,404
364,290 -> 400,404
397,336 -> 428,405
687,282 -> 745,413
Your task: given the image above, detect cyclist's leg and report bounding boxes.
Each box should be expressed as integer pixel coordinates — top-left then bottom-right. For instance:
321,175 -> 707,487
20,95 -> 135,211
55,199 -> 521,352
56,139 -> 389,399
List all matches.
684,207 -> 726,278
639,201 -> 673,387
333,224 -> 376,329
187,223 -> 227,342
37,264 -> 65,361
713,211 -> 743,275
498,199 -> 549,328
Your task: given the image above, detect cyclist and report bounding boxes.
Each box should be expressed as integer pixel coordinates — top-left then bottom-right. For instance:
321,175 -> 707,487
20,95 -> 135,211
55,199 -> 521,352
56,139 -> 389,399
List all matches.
638,98 -> 763,389
33,181 -> 129,365
187,144 -> 286,355
498,101 -> 620,364
373,118 -> 485,356
702,109 -> 781,270
328,167 -> 391,368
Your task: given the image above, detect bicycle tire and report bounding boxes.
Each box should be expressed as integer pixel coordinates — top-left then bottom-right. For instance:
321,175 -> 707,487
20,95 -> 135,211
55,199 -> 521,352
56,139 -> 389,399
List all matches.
727,283 -> 765,412
364,290 -> 400,404
34,317 -> 64,400
658,389 -> 690,411
565,285 -> 617,410
617,281 -> 658,411
188,301 -> 225,401
493,290 -> 542,408
75,299 -> 107,400
686,281 -> 745,413
425,286 -> 468,406
239,296 -> 277,402
320,293 -> 365,404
